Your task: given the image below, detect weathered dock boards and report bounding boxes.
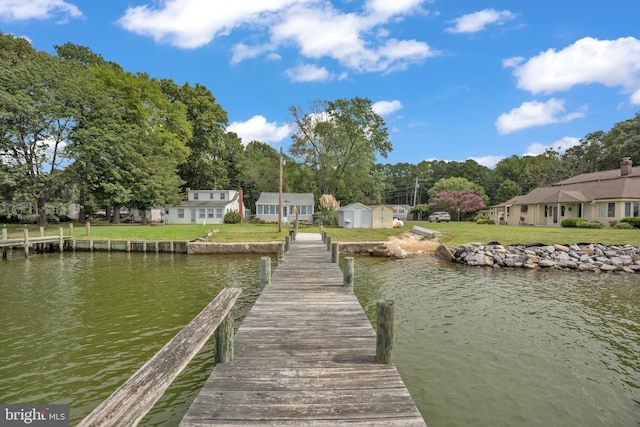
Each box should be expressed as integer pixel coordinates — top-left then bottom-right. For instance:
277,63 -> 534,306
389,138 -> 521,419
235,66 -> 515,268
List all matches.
180,232 -> 426,426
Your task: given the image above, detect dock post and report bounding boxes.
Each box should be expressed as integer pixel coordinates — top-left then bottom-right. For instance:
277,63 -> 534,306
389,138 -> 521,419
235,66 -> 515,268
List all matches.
215,307 -> 235,363
23,228 -> 29,257
2,227 -> 6,259
331,242 -> 339,263
326,236 -> 332,251
260,257 -> 271,287
69,223 -> 73,237
322,231 -> 326,243
85,221 -> 90,237
278,242 -> 284,264
39,227 -> 44,237
376,300 -> 395,364
59,227 -> 64,253
285,235 -> 291,252
343,257 -> 354,288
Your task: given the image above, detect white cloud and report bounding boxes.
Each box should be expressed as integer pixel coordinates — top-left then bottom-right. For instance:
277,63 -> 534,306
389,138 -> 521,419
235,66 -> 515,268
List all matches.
118,0 -> 437,75
524,136 -> 581,156
446,9 -> 514,34
468,155 -> 504,168
227,115 -> 291,145
365,0 -> 425,19
495,98 -> 586,135
0,0 -> 82,22
285,63 -> 332,82
506,37 -> 640,103
372,100 -> 403,115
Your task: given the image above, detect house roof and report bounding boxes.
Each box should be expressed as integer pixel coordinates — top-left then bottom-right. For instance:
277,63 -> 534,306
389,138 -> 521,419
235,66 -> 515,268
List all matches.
169,192 -> 240,208
256,192 -> 314,205
501,164 -> 640,206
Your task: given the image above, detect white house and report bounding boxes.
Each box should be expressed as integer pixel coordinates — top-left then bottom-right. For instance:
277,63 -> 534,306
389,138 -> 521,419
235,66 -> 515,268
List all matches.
255,192 -> 314,224
161,189 -> 247,225
390,204 -> 411,220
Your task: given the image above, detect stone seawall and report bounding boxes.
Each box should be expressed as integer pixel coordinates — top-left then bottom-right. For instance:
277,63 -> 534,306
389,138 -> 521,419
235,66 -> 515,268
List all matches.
453,242 -> 640,273
187,242 -> 280,254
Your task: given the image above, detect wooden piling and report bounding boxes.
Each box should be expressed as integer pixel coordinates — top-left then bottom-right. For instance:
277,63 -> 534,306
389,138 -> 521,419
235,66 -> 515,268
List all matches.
260,257 -> 271,287
376,300 -> 395,364
278,242 -> 284,264
331,242 -> 339,263
343,256 -> 354,288
59,227 -> 64,253
326,235 -> 332,251
86,221 -> 90,237
214,307 -> 235,364
23,228 -> 29,257
285,235 -> 291,252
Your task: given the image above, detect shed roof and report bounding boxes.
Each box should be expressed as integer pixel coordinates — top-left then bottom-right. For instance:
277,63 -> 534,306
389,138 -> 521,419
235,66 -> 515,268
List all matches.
340,203 -> 372,211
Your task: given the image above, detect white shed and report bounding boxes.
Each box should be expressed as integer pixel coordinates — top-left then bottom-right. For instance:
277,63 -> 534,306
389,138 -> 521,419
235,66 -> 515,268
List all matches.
338,203 -> 372,228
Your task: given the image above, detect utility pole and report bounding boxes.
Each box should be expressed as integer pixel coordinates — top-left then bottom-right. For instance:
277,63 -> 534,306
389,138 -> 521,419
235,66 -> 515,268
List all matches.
278,147 -> 283,233
412,177 -> 419,207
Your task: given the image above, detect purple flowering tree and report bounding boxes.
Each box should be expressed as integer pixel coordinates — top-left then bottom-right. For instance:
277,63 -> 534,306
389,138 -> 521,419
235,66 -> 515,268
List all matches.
428,189 -> 486,220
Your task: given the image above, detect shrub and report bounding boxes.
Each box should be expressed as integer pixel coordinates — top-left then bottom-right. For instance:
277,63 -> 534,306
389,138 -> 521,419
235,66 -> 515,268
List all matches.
576,221 -> 603,229
250,217 -> 263,224
476,218 -> 495,224
620,217 -> 640,229
561,218 -> 588,228
613,222 -> 634,230
223,211 -> 241,224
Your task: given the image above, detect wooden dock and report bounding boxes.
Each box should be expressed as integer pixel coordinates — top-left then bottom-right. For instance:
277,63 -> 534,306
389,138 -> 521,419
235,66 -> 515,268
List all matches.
180,232 -> 426,426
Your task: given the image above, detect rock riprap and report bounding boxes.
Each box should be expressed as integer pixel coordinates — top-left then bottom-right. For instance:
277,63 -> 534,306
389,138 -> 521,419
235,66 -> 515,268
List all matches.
453,242 -> 640,273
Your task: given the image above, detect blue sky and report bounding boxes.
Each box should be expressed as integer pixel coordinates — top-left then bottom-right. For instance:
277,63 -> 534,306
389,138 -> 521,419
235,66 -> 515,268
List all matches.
2,1 -> 640,168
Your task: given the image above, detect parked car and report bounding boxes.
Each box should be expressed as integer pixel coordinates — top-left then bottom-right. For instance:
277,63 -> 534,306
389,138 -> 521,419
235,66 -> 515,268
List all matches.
428,211 -> 451,222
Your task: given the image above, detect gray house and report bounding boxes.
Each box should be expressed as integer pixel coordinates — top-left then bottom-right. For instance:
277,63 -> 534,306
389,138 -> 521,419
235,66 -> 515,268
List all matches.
255,192 -> 314,224
338,203 -> 372,228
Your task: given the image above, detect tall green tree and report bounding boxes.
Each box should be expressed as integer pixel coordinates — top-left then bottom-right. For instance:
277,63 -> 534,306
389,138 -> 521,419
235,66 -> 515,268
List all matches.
597,113 -> 640,170
160,80 -> 228,189
289,97 -> 391,204
494,179 -> 521,204
0,34 -> 82,225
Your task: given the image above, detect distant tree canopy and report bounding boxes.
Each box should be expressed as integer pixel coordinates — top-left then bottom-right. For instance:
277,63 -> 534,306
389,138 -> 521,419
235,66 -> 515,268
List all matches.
1,32 -> 639,225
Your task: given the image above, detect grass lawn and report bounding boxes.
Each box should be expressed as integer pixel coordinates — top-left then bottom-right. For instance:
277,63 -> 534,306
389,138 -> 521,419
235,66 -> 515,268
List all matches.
3,221 -> 640,247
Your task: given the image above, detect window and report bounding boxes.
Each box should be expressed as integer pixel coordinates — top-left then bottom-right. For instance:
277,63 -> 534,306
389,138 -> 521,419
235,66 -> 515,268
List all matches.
220,193 -> 225,200
164,209 -> 169,215
216,209 -> 223,218
599,202 -> 615,218
520,205 -> 528,213
625,202 -> 640,217
561,206 -> 565,216
210,192 -> 214,200
178,209 -> 184,218
193,192 -> 199,200
199,209 -> 205,218
207,209 -> 214,218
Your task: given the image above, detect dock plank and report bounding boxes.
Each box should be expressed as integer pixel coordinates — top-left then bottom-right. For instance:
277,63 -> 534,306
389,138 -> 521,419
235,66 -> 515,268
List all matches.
180,232 -> 426,426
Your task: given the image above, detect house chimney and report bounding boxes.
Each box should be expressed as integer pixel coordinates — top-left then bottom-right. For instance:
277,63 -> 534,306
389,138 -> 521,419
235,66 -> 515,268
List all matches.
621,157 -> 633,176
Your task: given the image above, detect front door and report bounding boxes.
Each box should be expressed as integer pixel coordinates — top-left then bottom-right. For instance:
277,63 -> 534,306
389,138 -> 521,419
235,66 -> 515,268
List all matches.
552,207 -> 558,224
190,209 -> 196,224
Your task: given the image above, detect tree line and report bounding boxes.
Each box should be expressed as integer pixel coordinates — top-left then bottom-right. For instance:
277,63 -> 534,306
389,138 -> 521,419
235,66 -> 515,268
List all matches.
1,33 -> 639,225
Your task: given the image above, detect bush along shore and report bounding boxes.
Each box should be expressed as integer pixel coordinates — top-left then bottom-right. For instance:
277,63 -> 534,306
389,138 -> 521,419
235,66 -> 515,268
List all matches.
452,242 -> 640,273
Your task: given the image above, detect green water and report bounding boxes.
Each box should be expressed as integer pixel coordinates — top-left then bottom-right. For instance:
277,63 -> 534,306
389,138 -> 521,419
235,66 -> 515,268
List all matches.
0,252 -> 264,426
353,257 -> 640,427
1,252 -> 639,426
